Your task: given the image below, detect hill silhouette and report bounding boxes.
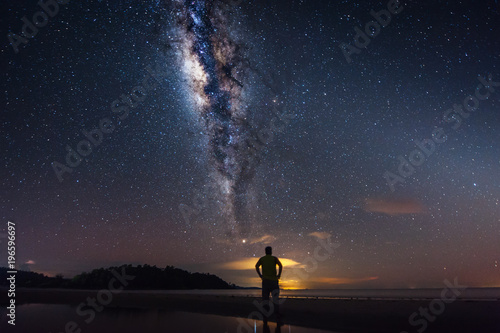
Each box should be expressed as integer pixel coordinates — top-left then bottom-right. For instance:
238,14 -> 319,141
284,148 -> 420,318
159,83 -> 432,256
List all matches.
0,265 -> 238,290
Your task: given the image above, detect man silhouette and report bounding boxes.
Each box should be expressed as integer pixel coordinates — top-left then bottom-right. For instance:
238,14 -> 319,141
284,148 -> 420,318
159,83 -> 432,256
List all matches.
255,246 -> 283,316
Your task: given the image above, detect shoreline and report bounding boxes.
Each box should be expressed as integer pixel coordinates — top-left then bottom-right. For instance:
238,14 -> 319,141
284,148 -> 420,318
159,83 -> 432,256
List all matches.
1,288 -> 499,332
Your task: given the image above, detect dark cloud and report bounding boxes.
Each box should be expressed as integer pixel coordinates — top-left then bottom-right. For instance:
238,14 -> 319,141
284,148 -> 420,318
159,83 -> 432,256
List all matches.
364,198 -> 425,215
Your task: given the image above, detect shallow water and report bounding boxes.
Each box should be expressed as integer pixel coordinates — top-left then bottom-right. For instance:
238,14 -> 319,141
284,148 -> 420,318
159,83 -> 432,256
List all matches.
103,287 -> 500,300
0,304 -> 337,333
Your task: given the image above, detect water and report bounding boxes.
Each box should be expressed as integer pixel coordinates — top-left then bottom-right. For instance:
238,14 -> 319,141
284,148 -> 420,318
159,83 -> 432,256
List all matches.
118,287 -> 500,300
2,288 -> 498,332
0,304 -> 336,333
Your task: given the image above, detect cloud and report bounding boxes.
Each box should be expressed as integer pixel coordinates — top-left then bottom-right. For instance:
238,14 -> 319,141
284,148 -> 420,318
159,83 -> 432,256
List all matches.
19,260 -> 36,272
215,234 -> 275,245
308,231 -> 331,240
218,257 -> 303,270
311,276 -> 379,285
364,198 -> 425,215
249,234 -> 274,244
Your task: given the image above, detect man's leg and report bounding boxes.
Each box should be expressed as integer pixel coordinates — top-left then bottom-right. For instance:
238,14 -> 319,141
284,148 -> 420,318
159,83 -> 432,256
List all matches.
261,279 -> 273,320
262,279 -> 270,300
271,280 -> 280,315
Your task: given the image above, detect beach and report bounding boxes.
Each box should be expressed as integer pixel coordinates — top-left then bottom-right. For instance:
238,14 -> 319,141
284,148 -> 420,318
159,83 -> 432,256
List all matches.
1,288 -> 499,332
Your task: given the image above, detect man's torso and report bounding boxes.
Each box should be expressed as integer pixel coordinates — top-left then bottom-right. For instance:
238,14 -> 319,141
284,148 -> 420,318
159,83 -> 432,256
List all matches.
259,255 -> 278,281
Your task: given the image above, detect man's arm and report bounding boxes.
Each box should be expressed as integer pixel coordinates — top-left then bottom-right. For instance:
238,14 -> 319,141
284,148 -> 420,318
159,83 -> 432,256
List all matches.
255,259 -> 263,279
276,257 -> 283,279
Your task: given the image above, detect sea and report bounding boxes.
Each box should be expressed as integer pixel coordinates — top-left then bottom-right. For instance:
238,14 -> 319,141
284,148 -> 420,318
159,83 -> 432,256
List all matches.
2,303 -> 333,333
124,287 -> 500,300
1,288 -> 498,332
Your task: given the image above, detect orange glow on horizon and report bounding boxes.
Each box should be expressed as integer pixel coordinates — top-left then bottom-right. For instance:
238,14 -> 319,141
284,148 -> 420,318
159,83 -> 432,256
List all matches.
279,279 -> 305,290
218,257 -> 303,270
312,276 -> 379,285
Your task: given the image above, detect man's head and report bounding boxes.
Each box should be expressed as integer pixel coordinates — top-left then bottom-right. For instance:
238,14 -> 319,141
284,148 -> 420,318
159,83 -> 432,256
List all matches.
265,246 -> 272,255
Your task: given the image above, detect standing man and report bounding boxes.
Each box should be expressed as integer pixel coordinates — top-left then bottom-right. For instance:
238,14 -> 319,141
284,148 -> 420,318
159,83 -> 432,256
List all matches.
255,246 -> 283,315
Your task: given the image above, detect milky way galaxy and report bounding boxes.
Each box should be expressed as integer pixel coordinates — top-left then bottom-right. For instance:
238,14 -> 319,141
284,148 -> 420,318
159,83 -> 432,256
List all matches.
2,0 -> 500,289
173,0 -> 259,238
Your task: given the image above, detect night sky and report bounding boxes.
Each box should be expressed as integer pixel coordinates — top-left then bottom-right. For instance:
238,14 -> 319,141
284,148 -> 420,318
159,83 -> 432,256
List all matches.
1,0 -> 499,289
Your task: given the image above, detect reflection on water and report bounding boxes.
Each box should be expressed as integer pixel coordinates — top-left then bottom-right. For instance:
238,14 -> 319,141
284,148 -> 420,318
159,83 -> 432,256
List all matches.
126,288 -> 500,300
0,304 -> 335,333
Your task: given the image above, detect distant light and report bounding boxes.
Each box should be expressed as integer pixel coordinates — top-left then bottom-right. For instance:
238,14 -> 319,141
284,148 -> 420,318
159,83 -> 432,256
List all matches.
242,239 -> 246,244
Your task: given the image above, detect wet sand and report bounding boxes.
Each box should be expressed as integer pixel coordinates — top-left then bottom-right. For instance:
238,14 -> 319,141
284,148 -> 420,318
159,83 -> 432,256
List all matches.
2,288 -> 499,332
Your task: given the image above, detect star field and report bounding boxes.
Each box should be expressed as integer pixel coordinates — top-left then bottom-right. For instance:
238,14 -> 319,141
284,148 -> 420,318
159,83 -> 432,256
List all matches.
1,0 -> 499,288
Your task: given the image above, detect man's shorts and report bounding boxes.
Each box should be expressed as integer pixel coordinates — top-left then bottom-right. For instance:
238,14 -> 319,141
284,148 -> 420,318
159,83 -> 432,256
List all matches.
262,279 -> 279,301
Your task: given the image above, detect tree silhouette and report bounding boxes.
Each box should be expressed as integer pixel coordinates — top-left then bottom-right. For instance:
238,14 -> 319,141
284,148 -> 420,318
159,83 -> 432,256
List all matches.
0,265 -> 238,290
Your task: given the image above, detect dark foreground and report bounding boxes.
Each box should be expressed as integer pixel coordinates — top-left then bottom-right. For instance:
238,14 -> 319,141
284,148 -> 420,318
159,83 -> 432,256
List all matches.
1,288 -> 499,332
